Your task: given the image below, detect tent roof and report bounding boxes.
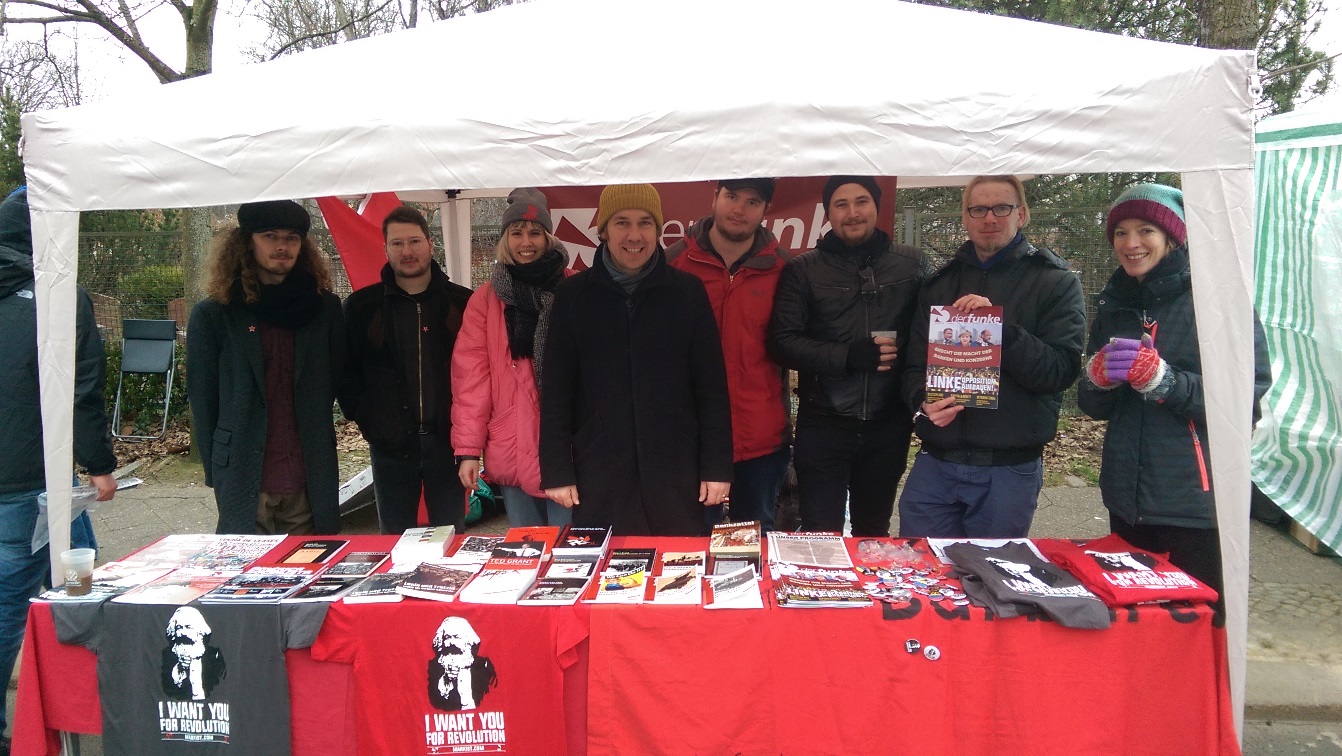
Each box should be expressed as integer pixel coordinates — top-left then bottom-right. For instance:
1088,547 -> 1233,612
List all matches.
21,0 -> 1254,211
1257,99 -> 1342,149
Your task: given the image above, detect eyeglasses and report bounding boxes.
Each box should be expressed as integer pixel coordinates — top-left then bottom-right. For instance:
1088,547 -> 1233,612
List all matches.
387,237 -> 429,253
965,204 -> 1020,219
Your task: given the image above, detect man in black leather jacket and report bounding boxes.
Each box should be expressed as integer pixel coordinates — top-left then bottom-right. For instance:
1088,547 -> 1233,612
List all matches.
768,177 -> 928,536
898,176 -> 1086,539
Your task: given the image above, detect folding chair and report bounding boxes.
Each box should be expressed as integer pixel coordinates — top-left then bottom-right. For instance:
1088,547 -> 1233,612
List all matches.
112,318 -> 178,441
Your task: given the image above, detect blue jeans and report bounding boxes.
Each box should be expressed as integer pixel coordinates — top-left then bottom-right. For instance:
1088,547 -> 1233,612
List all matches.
896,452 -> 1043,538
726,447 -> 791,533
0,487 -> 96,737
500,485 -> 573,528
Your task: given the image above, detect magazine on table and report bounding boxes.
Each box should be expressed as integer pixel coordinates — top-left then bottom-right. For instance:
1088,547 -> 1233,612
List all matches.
924,305 -> 1003,409
113,568 -> 240,605
772,565 -> 871,608
36,562 -> 175,602
767,532 -> 853,569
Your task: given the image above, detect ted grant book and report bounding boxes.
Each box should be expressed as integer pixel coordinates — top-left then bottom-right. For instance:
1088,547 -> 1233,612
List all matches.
457,542 -> 544,604
925,305 -> 1003,409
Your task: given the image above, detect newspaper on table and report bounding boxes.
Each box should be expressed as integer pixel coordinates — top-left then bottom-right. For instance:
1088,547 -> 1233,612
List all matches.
766,532 -> 854,570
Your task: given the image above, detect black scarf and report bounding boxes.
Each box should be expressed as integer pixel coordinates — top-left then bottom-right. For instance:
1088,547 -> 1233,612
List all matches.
818,228 -> 891,267
493,246 -> 567,383
234,267 -> 323,329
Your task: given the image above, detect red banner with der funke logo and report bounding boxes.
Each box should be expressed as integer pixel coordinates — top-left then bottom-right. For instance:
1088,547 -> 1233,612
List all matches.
541,177 -> 898,269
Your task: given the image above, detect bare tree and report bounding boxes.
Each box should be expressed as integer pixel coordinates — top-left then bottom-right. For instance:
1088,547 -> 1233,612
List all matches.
249,0 -> 403,60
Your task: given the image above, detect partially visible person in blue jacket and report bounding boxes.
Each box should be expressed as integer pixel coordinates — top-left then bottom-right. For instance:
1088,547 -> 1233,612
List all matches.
0,186 -> 114,755
1079,183 -> 1272,603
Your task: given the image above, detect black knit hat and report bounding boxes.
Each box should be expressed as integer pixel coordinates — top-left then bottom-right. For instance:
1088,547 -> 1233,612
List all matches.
822,176 -> 881,213
717,178 -> 776,203
499,188 -> 554,234
238,200 -> 311,236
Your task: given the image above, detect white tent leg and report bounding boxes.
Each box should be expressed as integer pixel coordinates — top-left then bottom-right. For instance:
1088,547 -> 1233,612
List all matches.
1184,168 -> 1256,742
440,196 -> 473,286
31,209 -> 82,584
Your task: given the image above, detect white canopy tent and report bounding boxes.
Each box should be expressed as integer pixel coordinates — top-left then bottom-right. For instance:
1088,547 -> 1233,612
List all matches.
21,0 -> 1259,734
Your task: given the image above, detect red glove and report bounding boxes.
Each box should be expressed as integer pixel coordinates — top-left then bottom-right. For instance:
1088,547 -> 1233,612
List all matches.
1087,338 -> 1140,388
1126,334 -> 1167,392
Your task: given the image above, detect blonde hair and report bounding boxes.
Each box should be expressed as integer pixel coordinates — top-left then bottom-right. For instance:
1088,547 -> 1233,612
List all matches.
494,220 -> 560,265
204,226 -> 334,305
962,175 -> 1031,228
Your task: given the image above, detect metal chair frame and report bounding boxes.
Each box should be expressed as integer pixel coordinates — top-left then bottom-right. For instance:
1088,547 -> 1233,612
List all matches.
111,318 -> 178,442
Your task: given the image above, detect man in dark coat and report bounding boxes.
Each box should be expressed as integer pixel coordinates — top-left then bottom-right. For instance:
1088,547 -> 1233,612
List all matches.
899,175 -> 1087,539
769,176 -> 928,537
186,200 -> 345,535
0,186 -> 114,752
341,205 -> 473,533
539,184 -> 734,536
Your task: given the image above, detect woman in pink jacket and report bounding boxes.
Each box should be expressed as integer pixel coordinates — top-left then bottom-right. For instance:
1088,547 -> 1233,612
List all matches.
452,189 -> 573,527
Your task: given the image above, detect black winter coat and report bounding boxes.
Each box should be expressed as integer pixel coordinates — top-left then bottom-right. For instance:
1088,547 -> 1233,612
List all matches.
902,236 -> 1087,457
186,291 -> 345,534
0,191 -> 115,495
1077,247 -> 1272,529
769,231 -> 927,423
539,246 -> 734,537
340,261 -> 472,453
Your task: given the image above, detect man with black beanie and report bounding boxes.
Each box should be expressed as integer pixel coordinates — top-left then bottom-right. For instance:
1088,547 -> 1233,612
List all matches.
768,176 -> 929,536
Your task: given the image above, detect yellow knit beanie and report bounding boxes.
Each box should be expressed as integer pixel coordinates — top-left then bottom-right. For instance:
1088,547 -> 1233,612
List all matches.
596,184 -> 664,234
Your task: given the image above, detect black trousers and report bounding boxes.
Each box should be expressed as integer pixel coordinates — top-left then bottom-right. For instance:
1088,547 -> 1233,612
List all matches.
793,413 -> 913,537
369,432 -> 466,535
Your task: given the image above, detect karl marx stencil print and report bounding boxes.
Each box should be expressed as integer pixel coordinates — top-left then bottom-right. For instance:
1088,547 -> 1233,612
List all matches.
985,556 -> 1060,590
161,607 -> 226,701
1086,550 -> 1158,572
428,616 -> 498,711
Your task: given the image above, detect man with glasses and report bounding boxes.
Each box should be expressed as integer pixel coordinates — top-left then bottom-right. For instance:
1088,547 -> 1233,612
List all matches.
769,176 -> 929,536
899,175 -> 1086,538
342,205 -> 473,533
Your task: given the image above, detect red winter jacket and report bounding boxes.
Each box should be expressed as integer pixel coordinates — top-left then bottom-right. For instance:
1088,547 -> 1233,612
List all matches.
451,283 -> 548,497
667,218 -> 791,462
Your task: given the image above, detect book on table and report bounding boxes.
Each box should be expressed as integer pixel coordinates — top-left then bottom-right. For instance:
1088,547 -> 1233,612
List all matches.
709,521 -> 762,577
502,526 -> 563,555
456,542 -> 544,604
321,551 -> 391,578
284,550 -> 393,602
284,576 -> 364,603
649,570 -> 702,605
181,535 -> 287,571
655,551 -> 705,576
449,535 -> 506,565
277,539 -> 349,565
396,561 -> 483,602
517,577 -> 590,606
343,571 -> 413,604
544,554 -> 601,580
552,525 -> 612,558
198,564 -> 323,604
704,565 -> 764,609
391,526 -> 456,567
592,548 -> 657,604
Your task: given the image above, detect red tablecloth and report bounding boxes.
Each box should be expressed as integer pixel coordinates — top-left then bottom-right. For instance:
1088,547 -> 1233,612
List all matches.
586,536 -> 1241,756
13,535 -> 590,756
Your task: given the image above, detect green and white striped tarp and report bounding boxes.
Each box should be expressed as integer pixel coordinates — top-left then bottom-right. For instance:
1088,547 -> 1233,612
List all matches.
1252,108 -> 1342,554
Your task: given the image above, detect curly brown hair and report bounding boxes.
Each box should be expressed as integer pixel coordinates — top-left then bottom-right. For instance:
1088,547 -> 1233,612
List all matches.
204,226 -> 334,305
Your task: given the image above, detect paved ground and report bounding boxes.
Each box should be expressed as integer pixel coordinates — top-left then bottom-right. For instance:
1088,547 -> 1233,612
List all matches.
12,461 -> 1342,753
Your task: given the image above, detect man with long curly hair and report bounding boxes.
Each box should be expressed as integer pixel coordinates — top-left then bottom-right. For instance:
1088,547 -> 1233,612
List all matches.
186,200 -> 346,535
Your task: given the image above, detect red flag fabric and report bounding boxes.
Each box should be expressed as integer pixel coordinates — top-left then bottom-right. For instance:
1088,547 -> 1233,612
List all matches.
316,192 -> 403,292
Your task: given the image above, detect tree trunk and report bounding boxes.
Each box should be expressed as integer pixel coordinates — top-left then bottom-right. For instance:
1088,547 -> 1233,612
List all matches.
1199,0 -> 1259,50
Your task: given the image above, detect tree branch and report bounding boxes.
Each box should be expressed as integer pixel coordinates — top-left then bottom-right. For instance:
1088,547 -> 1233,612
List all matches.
267,0 -> 395,59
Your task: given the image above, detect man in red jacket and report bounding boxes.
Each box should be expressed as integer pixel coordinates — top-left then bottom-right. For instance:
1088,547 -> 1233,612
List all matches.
666,179 -> 792,532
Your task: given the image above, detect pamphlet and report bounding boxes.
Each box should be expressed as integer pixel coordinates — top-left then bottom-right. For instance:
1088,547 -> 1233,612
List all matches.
925,305 -> 1003,408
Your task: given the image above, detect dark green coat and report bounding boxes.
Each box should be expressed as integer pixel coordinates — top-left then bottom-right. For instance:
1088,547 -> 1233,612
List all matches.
186,292 -> 345,534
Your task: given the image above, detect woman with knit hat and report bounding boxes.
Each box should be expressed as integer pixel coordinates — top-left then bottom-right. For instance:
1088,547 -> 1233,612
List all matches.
1078,183 -> 1271,601
537,184 -> 734,536
451,188 -> 574,527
